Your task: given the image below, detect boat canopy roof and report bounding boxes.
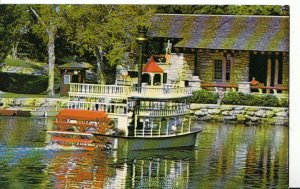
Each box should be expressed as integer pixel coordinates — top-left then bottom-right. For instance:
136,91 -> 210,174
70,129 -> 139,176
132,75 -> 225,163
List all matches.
142,56 -> 164,73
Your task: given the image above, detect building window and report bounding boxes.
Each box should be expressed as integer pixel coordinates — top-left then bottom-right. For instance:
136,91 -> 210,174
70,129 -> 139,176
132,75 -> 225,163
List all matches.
64,75 -> 71,84
214,58 -> 232,82
214,60 -> 223,81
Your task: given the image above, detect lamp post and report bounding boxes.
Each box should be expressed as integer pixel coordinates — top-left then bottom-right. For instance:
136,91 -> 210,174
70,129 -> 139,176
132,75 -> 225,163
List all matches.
136,26 -> 148,88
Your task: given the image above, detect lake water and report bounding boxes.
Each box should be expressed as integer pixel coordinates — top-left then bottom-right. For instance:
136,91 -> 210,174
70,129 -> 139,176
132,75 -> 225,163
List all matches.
0,117 -> 288,189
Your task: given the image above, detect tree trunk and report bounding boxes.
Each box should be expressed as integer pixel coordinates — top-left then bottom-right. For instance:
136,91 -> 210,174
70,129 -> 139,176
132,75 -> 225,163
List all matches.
95,46 -> 105,84
47,28 -> 56,96
12,42 -> 19,60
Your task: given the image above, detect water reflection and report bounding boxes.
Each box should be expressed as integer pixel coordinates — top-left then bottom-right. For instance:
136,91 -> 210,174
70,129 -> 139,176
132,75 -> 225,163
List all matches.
110,149 -> 195,189
0,117 -> 288,188
47,150 -> 110,188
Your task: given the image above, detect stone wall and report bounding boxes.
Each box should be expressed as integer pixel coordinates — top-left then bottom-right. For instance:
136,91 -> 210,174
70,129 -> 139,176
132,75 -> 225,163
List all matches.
196,50 -> 250,83
182,53 -> 195,78
0,98 -> 69,116
191,103 -> 289,126
197,50 -> 215,82
234,51 -> 250,82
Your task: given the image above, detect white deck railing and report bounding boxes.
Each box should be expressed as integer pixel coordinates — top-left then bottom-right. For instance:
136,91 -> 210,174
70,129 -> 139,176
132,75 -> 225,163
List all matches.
131,86 -> 192,98
69,83 -> 131,96
68,101 -> 127,115
137,104 -> 190,117
69,83 -> 192,99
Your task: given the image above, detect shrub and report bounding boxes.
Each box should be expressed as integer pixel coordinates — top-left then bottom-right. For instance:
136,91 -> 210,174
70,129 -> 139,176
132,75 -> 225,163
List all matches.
279,98 -> 289,107
222,92 -> 245,105
222,92 -> 283,107
256,95 -> 280,107
191,90 -> 218,104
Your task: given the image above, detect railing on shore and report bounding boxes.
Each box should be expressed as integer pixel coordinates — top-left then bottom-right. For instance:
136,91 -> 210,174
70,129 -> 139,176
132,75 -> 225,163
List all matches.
68,101 -> 127,115
201,83 -> 238,92
250,85 -> 289,94
201,82 -> 289,94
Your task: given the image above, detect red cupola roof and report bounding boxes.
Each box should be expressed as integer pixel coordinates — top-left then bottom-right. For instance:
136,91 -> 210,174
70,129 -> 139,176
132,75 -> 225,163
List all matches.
142,56 -> 164,73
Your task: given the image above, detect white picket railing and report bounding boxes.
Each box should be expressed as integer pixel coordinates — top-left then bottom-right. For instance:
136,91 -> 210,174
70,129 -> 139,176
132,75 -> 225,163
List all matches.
69,83 -> 192,99
137,105 -> 189,117
68,101 -> 127,115
69,83 -> 131,96
131,86 -> 192,98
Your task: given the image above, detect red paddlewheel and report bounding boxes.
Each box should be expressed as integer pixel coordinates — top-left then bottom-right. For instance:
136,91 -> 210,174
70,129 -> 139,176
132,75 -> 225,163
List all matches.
50,109 -> 115,149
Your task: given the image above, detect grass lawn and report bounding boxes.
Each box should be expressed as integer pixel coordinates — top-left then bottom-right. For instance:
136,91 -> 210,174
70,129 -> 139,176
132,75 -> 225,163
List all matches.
3,57 -> 45,69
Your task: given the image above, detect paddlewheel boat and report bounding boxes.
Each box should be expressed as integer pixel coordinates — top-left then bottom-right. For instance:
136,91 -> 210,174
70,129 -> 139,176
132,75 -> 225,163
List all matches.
48,56 -> 202,150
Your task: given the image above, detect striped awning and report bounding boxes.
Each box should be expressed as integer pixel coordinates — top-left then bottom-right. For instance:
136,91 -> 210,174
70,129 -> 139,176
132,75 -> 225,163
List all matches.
149,14 -> 289,52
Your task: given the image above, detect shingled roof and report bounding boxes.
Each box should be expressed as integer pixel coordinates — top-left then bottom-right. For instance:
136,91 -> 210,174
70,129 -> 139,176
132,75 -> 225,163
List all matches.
58,62 -> 92,70
149,14 -> 289,52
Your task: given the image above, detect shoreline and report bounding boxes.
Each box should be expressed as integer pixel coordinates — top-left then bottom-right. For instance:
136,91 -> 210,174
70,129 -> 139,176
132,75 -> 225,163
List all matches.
0,97 -> 289,125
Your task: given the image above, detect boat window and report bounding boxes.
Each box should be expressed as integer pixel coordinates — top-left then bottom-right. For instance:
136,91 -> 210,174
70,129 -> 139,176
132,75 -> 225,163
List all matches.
163,73 -> 167,83
142,73 -> 151,85
153,74 -> 161,86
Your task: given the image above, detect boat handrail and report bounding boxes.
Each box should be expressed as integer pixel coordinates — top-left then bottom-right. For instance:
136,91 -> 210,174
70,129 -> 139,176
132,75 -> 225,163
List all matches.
137,108 -> 189,117
131,86 -> 192,96
68,101 -> 128,115
69,83 -> 131,96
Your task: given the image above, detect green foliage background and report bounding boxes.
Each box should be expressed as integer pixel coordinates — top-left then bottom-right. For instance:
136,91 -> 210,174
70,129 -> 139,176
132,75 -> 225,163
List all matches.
0,72 -> 48,94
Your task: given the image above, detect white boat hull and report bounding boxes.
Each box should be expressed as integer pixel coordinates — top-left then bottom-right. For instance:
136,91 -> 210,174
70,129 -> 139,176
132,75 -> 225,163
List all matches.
93,130 -> 202,151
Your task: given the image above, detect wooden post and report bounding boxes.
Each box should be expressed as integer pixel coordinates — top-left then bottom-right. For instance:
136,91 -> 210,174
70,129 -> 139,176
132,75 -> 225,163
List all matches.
222,55 -> 226,82
230,53 -> 234,83
194,49 -> 198,75
274,57 -> 279,86
266,56 -> 272,93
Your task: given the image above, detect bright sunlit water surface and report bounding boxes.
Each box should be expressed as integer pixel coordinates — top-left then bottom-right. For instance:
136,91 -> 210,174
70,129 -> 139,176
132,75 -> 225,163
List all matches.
0,117 -> 288,188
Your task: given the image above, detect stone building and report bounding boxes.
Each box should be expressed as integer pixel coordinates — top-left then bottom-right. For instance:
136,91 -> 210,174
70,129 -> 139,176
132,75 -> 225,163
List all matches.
146,14 -> 289,94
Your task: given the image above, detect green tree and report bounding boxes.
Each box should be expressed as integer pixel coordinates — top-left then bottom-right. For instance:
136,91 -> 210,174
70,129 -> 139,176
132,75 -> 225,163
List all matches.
29,5 -> 67,95
64,5 -> 155,84
0,5 -> 20,63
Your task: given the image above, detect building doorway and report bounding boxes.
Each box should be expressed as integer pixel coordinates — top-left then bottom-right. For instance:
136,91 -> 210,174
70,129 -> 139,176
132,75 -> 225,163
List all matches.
249,52 -> 282,87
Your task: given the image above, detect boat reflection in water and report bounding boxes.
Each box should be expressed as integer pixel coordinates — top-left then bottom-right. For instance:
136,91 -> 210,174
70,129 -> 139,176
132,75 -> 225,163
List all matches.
46,147 -> 195,189
108,148 -> 196,189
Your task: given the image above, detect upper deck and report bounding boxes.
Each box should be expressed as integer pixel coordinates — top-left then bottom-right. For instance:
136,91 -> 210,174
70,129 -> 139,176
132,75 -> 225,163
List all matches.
69,83 -> 192,99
